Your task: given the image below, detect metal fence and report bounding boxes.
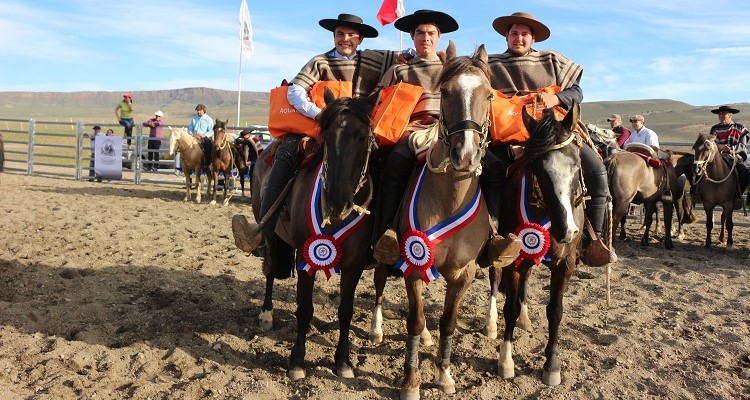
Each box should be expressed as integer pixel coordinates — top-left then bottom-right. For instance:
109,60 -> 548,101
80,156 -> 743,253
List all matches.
1,117 -> 266,186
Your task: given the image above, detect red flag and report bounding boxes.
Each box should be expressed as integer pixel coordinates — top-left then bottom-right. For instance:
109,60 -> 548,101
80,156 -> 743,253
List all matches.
376,0 -> 405,26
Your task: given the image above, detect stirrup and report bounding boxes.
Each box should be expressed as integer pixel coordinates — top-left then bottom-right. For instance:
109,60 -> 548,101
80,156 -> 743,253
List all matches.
232,214 -> 263,253
373,229 -> 400,265
488,233 -> 522,266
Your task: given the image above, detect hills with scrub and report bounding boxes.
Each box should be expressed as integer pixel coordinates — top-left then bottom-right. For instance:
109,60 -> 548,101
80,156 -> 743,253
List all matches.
0,88 -> 748,143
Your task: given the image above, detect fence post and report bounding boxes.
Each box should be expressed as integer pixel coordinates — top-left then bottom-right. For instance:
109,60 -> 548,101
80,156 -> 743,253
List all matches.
135,123 -> 142,184
76,121 -> 84,180
27,119 -> 35,176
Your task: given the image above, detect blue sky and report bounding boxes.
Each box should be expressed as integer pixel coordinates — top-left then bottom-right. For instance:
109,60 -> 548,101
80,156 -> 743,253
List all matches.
2,0 -> 749,107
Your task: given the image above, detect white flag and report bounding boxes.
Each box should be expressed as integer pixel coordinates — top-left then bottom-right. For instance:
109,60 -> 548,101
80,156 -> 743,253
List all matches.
239,0 -> 253,58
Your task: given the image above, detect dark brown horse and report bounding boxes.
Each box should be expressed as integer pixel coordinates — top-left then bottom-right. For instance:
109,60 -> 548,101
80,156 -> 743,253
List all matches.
692,133 -> 740,249
606,148 -> 688,248
250,89 -> 377,380
210,119 -> 235,205
390,43 -> 491,399
489,102 -> 585,387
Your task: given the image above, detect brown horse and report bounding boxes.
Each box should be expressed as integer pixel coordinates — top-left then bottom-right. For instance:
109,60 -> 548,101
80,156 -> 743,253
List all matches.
606,148 -> 686,248
692,133 -> 740,249
168,127 -> 210,202
389,43 -> 491,399
210,119 -> 235,205
489,102 -> 585,387
249,88 -> 377,380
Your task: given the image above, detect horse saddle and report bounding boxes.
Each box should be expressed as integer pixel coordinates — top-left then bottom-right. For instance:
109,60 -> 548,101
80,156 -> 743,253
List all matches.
625,143 -> 662,168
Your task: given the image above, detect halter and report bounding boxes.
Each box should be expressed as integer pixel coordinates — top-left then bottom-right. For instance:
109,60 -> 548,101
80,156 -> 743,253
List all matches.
693,138 -> 737,184
526,133 -> 587,211
430,93 -> 493,174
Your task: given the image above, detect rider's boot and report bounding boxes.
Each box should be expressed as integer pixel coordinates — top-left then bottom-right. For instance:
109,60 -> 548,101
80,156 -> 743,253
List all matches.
233,134 -> 303,253
582,170 -> 617,266
202,137 -> 213,171
373,152 -> 415,265
478,155 -> 521,265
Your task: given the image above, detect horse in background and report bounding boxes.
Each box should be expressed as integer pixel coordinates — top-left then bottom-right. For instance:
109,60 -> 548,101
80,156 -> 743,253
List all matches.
232,129 -> 263,199
387,43 -> 491,399
586,123 -> 618,158
606,148 -> 687,248
168,127 -> 208,203
692,133 -> 740,249
490,102 -> 585,387
248,89 -> 377,381
210,119 -> 235,205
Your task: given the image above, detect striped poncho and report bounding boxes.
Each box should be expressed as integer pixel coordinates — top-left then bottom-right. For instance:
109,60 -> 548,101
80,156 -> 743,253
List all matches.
374,53 -> 444,123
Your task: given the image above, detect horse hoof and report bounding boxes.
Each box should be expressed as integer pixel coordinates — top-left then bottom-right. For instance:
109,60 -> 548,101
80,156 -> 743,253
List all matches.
516,317 -> 532,332
400,388 -> 420,400
498,365 -> 515,379
337,366 -> 355,379
440,384 -> 456,395
258,310 -> 273,331
287,367 -> 305,381
420,329 -> 433,347
210,200 -> 217,205
542,370 -> 561,386
483,327 -> 497,339
368,331 -> 383,344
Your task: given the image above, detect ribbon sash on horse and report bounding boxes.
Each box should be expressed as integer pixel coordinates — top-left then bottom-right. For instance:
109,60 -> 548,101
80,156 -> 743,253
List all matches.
514,173 -> 552,266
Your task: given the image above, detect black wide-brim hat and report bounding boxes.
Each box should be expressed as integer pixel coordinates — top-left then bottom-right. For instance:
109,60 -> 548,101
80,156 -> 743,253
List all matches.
492,12 -> 550,42
394,9 -> 458,34
711,105 -> 740,114
319,13 -> 378,38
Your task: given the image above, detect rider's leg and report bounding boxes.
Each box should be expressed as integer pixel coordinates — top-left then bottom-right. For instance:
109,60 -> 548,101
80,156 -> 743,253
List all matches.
232,134 -> 303,252
480,145 -> 521,262
581,144 -> 618,264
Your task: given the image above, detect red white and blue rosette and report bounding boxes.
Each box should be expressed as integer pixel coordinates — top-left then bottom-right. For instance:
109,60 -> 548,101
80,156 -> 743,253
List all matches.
513,174 -> 552,266
394,164 -> 482,285
297,163 -> 367,279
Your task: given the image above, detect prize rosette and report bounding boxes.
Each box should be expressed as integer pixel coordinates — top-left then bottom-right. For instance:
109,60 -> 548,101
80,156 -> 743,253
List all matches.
302,233 -> 342,277
399,229 -> 435,278
513,221 -> 550,265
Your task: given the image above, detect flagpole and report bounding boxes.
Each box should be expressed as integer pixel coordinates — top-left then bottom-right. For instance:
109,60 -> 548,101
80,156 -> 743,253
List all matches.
237,37 -> 243,128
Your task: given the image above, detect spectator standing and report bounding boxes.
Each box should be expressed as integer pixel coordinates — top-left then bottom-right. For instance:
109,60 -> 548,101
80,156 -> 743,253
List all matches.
142,110 -> 165,171
114,93 -> 135,149
88,125 -> 102,182
607,113 -> 631,148
623,114 -> 659,149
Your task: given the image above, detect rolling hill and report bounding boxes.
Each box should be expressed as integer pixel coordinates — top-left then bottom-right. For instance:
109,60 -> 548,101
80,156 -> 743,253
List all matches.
0,88 -> 747,142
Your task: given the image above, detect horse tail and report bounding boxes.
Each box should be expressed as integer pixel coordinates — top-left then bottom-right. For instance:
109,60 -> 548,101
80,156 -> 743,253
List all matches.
682,193 -> 698,224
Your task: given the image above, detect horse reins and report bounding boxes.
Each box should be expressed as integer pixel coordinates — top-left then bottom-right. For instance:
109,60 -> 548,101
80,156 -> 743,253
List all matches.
431,93 -> 494,174
693,140 -> 737,184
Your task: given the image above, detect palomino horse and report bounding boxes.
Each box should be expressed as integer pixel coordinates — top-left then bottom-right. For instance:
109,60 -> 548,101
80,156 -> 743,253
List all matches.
168,127 -> 209,203
250,89 -> 377,380
489,102 -> 585,387
210,119 -> 235,205
606,148 -> 685,248
390,43 -> 491,399
692,133 -> 740,249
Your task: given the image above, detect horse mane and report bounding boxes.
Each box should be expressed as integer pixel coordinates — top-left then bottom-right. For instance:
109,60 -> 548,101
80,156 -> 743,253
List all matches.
435,49 -> 491,90
318,96 -> 373,133
523,109 -> 570,164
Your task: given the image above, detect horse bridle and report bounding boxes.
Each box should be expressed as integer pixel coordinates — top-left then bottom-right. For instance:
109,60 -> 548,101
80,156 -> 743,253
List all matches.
438,92 -> 493,147
693,138 -> 737,184
529,133 -> 587,210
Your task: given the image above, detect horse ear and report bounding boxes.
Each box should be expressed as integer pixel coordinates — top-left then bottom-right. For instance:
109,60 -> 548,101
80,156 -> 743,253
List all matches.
522,104 -> 537,134
562,100 -> 580,131
324,87 -> 336,106
446,40 -> 456,61
474,44 -> 488,64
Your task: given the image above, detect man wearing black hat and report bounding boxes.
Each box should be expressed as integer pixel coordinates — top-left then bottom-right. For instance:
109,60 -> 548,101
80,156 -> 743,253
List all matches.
480,11 -> 616,266
369,10 -> 460,263
232,13 -> 400,254
709,105 -> 749,205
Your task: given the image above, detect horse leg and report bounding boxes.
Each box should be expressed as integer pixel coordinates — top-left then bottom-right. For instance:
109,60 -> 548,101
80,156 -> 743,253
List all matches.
663,201 -> 675,249
288,270 -> 315,381
517,275 -> 532,332
195,168 -> 202,203
369,264 -> 388,344
641,203 -> 657,246
210,170 -> 218,205
334,266 -> 365,378
223,168 -> 230,205
719,212 -> 726,244
400,274 -> 425,400
259,271 -> 274,331
498,265 -> 522,379
705,206 -> 715,248
724,208 -> 734,250
434,261 -> 477,395
182,166 -> 191,202
483,265 -> 500,339
542,259 -> 575,386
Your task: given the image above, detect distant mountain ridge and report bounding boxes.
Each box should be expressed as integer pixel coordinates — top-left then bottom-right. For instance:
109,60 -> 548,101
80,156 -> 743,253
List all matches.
0,88 -> 748,142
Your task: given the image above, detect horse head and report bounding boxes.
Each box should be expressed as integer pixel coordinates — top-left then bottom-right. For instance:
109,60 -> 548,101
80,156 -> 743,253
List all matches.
692,133 -> 717,181
521,101 -> 583,243
168,126 -> 182,156
436,41 -> 492,172
213,119 -> 229,143
318,87 -> 377,223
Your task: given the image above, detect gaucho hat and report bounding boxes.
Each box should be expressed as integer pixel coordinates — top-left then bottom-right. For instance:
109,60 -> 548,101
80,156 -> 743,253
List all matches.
492,12 -> 551,42
711,105 -> 740,114
394,9 -> 459,34
319,13 -> 379,38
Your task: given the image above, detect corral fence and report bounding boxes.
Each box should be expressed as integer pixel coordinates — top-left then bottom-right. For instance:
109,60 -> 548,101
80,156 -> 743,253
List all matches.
0,117 -> 267,186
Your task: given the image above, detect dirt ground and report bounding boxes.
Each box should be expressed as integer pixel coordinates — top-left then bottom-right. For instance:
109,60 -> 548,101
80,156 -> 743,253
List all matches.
0,172 -> 748,399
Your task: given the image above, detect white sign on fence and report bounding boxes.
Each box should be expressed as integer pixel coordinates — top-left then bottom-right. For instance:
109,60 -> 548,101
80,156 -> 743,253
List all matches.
95,135 -> 123,180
